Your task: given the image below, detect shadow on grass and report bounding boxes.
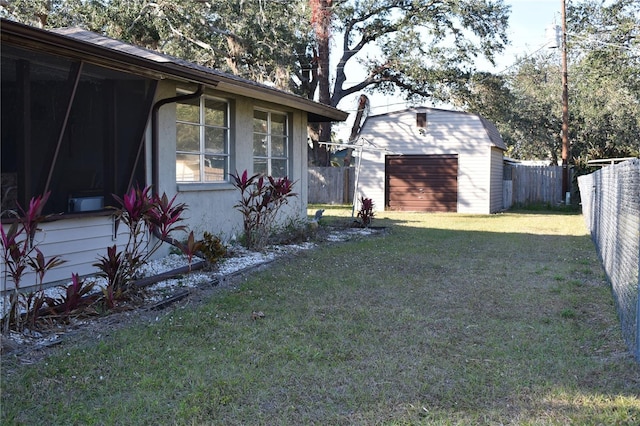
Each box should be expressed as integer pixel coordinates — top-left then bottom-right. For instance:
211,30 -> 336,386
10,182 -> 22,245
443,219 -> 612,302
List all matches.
2,212 -> 639,425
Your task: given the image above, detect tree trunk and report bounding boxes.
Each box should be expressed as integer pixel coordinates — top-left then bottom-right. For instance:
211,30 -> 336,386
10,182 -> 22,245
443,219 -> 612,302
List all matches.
310,0 -> 333,166
344,95 -> 369,166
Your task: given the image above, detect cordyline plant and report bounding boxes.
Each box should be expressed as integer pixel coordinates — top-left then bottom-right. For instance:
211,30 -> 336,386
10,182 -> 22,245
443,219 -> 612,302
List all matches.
43,273 -> 97,320
94,186 -> 189,306
230,170 -> 297,250
0,186 -> 195,332
0,192 -> 66,333
357,196 -> 375,228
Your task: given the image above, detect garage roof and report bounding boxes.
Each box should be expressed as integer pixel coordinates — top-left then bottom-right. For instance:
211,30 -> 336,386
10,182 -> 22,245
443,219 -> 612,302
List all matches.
363,107 -> 507,151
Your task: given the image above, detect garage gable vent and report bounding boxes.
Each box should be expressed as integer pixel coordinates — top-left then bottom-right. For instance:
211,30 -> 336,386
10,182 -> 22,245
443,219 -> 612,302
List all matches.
416,112 -> 427,136
416,112 -> 427,128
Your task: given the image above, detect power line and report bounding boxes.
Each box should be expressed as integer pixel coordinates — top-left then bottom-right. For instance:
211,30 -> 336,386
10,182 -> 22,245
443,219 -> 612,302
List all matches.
568,32 -> 640,53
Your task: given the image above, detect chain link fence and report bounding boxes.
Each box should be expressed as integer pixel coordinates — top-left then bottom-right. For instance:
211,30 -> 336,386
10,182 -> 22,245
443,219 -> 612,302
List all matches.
578,159 -> 640,361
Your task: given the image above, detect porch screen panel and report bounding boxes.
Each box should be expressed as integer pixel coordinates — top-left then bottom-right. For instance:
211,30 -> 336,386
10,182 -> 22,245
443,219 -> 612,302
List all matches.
1,44 -> 155,216
1,45 -> 74,213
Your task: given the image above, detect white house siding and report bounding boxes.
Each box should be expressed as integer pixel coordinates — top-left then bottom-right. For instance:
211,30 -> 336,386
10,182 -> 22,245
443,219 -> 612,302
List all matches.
356,108 -> 505,214
358,149 -> 389,213
457,146 -> 491,214
1,216 -> 130,291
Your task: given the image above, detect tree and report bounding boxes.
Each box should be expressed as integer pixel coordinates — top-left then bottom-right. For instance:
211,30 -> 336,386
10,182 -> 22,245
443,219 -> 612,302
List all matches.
567,0 -> 640,165
2,0 -> 512,165
1,0 -> 312,90
309,0 -> 334,165
307,0 -> 510,164
468,54 -> 565,163
459,0 -> 639,166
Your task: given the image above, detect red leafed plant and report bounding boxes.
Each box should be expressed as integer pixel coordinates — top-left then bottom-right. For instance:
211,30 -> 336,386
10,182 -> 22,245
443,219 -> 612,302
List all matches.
147,192 -> 187,241
98,185 -> 190,306
48,273 -> 97,318
93,245 -> 128,309
1,186 -> 194,332
1,192 -> 69,333
357,196 -> 375,228
230,170 -> 297,250
1,192 -> 51,290
182,231 -> 204,271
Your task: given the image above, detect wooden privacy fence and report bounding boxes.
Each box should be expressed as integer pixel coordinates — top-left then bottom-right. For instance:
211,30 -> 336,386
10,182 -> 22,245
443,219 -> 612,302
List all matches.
310,164 -> 564,208
308,167 -> 355,204
503,165 -> 565,208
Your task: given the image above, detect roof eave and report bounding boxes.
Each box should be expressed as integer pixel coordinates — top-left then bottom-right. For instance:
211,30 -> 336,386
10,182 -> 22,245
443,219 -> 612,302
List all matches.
214,79 -> 348,122
1,20 -> 347,123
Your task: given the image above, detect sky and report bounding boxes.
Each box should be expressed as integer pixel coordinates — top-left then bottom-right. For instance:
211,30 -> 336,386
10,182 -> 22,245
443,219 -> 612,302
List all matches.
334,0 -> 564,137
485,0 -> 563,72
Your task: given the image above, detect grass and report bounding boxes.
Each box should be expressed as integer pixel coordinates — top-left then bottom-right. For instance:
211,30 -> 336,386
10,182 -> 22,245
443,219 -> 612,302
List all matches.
2,208 -> 639,425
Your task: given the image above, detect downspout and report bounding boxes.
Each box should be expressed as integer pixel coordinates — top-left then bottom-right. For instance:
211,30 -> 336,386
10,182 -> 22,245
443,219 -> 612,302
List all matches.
150,84 -> 204,196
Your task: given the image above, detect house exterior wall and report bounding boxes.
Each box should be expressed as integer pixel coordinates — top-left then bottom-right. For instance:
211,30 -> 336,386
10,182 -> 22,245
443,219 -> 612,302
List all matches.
1,82 -> 311,291
1,20 -> 345,292
356,109 -> 503,214
156,81 -> 309,242
1,216 -> 131,291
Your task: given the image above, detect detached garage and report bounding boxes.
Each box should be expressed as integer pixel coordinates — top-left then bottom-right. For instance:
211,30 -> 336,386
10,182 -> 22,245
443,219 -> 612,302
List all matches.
356,107 -> 506,214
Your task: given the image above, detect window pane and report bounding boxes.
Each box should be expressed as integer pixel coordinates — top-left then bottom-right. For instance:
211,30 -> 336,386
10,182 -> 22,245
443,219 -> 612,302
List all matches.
271,136 -> 287,157
271,159 -> 288,178
176,98 -> 199,123
253,110 -> 268,132
253,134 -> 267,156
176,123 -> 200,152
205,127 -> 226,154
271,113 -> 287,135
204,98 -> 226,126
176,154 -> 200,182
204,155 -> 227,182
253,159 -> 267,175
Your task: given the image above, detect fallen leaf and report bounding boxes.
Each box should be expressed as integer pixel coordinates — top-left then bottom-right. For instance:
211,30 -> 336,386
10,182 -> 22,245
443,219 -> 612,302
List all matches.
251,311 -> 265,320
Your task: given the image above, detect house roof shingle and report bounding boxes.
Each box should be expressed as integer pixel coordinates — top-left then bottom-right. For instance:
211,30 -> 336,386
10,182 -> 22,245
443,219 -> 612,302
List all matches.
1,19 -> 347,123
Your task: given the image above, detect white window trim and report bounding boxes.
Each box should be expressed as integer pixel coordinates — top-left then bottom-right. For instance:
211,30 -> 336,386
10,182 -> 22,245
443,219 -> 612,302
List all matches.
176,93 -> 231,185
253,108 -> 290,177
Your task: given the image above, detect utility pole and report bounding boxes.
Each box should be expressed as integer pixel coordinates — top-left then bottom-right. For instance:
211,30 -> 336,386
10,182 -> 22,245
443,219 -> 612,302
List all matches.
561,0 -> 570,203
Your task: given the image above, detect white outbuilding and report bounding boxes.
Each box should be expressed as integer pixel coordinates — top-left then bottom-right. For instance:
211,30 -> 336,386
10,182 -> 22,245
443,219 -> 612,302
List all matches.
355,107 -> 506,214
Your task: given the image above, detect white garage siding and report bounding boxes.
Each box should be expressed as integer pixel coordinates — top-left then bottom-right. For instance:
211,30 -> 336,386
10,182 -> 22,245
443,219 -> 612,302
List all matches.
490,147 -> 506,213
457,146 -> 491,213
356,108 -> 506,214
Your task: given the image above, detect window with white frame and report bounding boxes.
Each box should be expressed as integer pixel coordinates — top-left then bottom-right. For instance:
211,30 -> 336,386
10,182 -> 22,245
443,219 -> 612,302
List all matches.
253,109 -> 289,177
176,95 -> 229,183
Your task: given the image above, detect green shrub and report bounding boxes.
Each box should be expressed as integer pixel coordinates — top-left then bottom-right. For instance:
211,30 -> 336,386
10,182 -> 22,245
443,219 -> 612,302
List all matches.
200,232 -> 227,265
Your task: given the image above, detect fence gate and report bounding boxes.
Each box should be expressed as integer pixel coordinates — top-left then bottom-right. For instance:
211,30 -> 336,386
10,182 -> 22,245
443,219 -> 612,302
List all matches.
504,165 -> 565,207
308,167 -> 354,204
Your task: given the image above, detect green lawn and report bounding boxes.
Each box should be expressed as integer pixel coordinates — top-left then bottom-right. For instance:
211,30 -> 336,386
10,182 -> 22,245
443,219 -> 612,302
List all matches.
2,209 -> 639,425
